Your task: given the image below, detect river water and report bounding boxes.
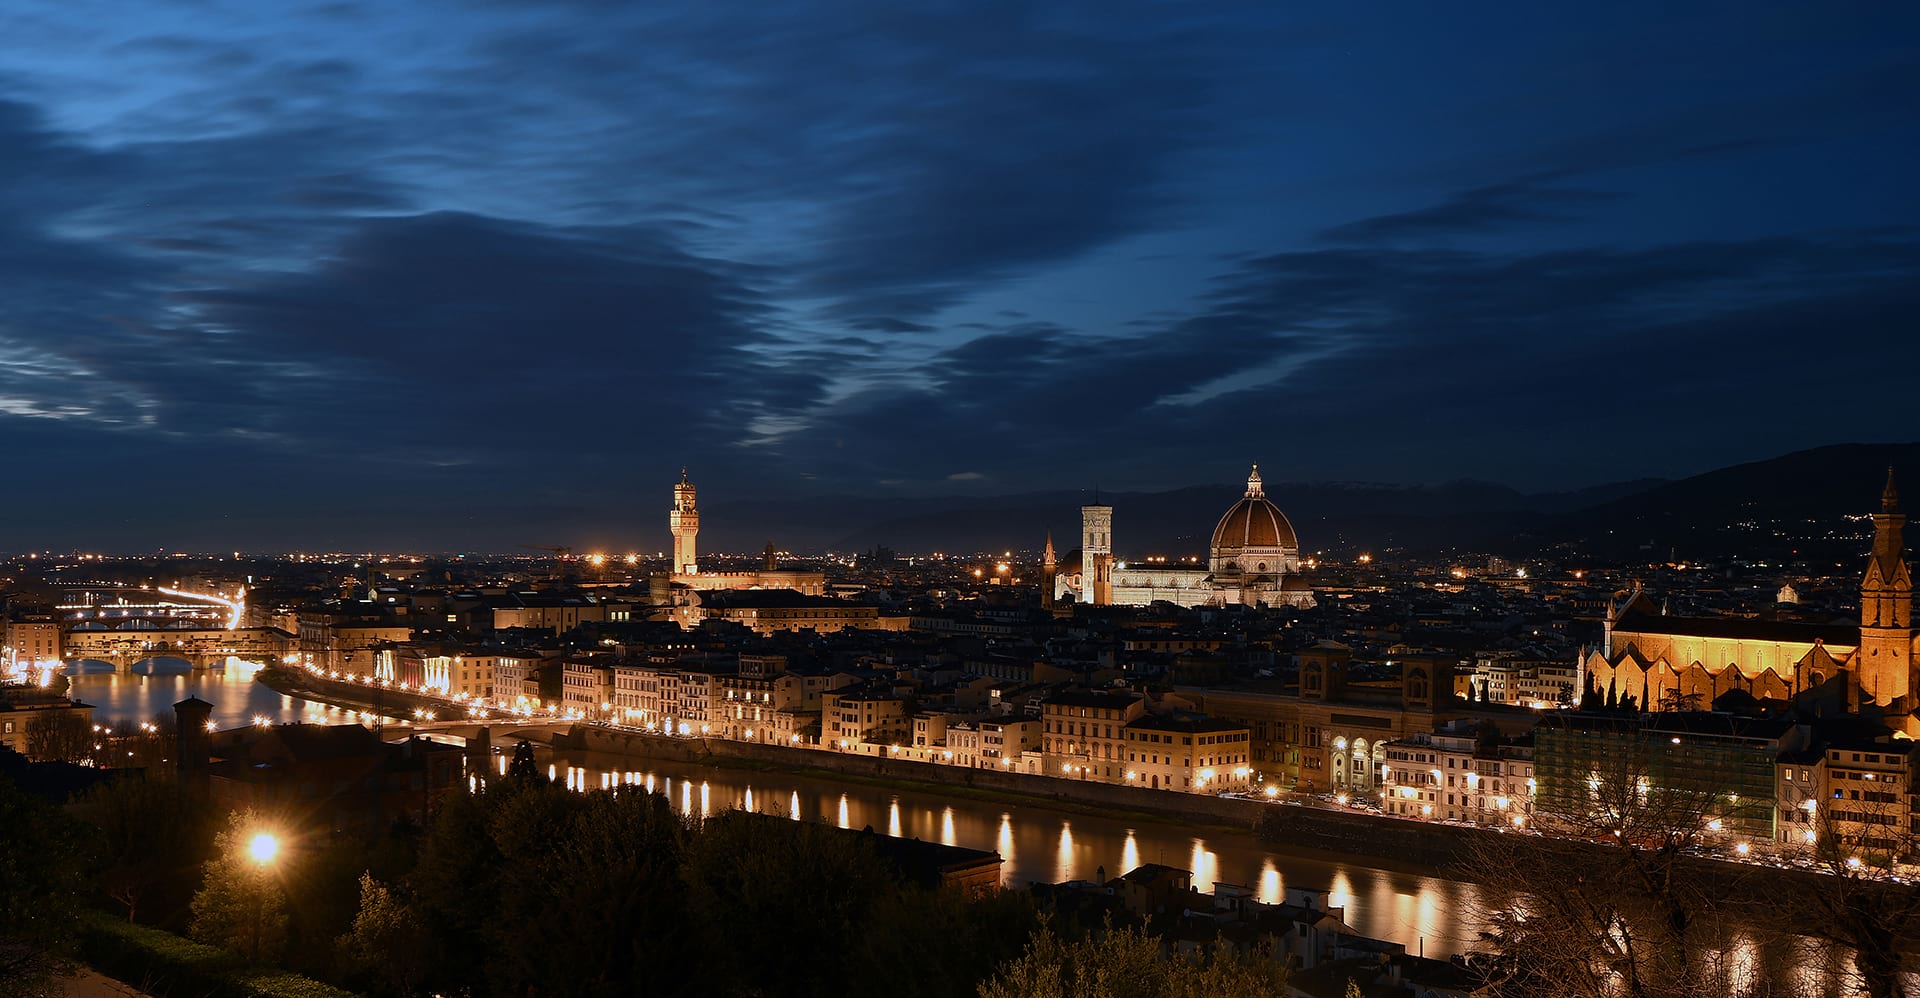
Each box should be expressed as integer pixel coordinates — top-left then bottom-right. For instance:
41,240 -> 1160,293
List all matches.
529,750 -> 1489,956
63,658 -> 316,731
73,666 -> 1897,988
75,661 -> 1486,956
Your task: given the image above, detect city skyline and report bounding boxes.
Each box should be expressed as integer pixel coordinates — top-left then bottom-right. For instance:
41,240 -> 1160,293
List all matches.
1,4 -> 1917,549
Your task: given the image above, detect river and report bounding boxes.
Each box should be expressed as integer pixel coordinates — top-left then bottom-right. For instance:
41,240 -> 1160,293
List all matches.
515,748 -> 1489,957
63,658 -> 317,731
75,661 -> 1488,956
71,667 -> 1890,989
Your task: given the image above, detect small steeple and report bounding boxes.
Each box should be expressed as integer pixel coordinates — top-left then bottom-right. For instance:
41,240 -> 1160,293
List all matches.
1883,466 -> 1899,512
1245,463 -> 1265,499
1043,532 -> 1056,566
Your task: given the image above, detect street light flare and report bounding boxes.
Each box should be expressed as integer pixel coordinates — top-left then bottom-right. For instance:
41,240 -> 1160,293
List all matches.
247,832 -> 279,865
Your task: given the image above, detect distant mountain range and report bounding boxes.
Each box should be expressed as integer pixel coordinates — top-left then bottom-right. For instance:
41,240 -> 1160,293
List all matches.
695,443 -> 1920,563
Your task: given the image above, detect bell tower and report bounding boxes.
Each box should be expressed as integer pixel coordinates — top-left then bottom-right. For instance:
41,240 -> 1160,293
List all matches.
1040,532 -> 1058,611
1858,468 -> 1912,704
670,468 -> 699,575
1081,500 -> 1113,606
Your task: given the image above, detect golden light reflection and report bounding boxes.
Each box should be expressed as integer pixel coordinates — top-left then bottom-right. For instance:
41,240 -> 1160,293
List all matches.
941,807 -> 956,846
997,813 -> 1014,880
888,799 -> 902,838
1121,829 -> 1140,874
1188,838 -> 1217,894
1055,822 -> 1075,884
1330,869 -> 1355,912
699,781 -> 710,818
837,793 -> 850,829
1259,860 -> 1282,904
744,787 -> 755,812
790,790 -> 800,820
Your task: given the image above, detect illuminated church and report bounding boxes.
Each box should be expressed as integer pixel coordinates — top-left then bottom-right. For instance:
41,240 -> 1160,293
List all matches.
1581,472 -> 1916,734
1047,465 -> 1315,609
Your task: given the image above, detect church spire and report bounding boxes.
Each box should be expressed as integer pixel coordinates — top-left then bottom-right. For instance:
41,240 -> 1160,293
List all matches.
1858,469 -> 1912,705
1245,463 -> 1265,499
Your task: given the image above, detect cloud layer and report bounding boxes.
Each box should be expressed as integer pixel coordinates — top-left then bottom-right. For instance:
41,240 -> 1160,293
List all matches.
0,3 -> 1916,548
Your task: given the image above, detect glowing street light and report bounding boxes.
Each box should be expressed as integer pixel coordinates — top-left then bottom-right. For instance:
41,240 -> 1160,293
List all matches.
247,832 -> 280,866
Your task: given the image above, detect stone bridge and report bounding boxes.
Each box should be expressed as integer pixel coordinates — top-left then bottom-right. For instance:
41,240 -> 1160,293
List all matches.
63,623 -> 294,672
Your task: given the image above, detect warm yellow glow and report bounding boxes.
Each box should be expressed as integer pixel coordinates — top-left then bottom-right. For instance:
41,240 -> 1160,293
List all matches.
246,832 -> 279,865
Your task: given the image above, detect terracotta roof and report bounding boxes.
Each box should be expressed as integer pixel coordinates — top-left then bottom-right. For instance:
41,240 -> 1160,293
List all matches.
1211,496 -> 1298,551
1612,608 -> 1856,646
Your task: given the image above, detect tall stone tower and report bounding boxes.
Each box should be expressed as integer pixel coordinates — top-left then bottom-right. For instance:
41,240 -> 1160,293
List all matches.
1081,501 -> 1113,606
1040,532 -> 1057,611
670,468 -> 699,575
1858,468 -> 1912,704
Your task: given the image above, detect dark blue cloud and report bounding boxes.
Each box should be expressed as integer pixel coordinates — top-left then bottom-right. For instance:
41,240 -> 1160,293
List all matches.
0,3 -> 1915,547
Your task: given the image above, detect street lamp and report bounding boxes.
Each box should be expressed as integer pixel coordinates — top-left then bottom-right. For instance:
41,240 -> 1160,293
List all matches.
247,832 -> 279,866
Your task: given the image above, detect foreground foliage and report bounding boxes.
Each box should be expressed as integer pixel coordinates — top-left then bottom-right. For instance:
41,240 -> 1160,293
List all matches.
81,911 -> 354,998
978,921 -> 1288,998
0,773 -> 89,997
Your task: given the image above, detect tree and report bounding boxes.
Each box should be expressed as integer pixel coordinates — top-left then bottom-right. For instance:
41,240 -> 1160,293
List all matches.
74,776 -> 213,925
484,783 -> 688,998
24,708 -> 94,764
1473,721 -> 1740,997
0,774 -> 89,997
339,873 -> 426,998
190,810 -> 288,964
851,886 -> 1041,998
506,739 -> 542,783
1656,689 -> 1704,713
682,813 -> 898,998
408,783 -> 503,997
977,920 -> 1287,998
1777,773 -> 1920,998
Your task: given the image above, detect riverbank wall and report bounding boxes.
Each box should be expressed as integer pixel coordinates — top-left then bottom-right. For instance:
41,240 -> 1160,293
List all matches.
257,668 -> 1877,902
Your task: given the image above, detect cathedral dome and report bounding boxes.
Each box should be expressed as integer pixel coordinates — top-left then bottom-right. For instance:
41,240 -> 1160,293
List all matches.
1211,465 -> 1298,553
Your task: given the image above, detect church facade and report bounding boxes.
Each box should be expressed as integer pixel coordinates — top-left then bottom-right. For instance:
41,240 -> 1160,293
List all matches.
1581,473 -> 1917,734
1052,465 -> 1315,610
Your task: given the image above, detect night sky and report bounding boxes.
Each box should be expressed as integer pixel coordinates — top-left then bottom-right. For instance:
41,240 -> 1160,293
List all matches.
2,4 -> 1917,551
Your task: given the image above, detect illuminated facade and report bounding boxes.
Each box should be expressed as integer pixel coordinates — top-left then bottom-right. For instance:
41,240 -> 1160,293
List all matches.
1054,465 -> 1314,609
1041,690 -> 1146,782
655,470 -> 827,608
1382,729 -> 1535,826
1582,473 -> 1917,732
670,468 -> 699,574
1122,714 -> 1254,793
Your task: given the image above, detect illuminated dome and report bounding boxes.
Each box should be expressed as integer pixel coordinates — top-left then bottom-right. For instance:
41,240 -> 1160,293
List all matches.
1209,465 -> 1301,578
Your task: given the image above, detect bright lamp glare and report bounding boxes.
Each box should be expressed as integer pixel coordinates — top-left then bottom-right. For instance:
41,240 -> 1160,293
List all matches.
247,833 -> 279,865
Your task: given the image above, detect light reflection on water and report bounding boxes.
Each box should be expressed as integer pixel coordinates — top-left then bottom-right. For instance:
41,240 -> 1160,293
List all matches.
59,670 -> 1906,989
63,659 -> 313,731
535,749 -> 1486,957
